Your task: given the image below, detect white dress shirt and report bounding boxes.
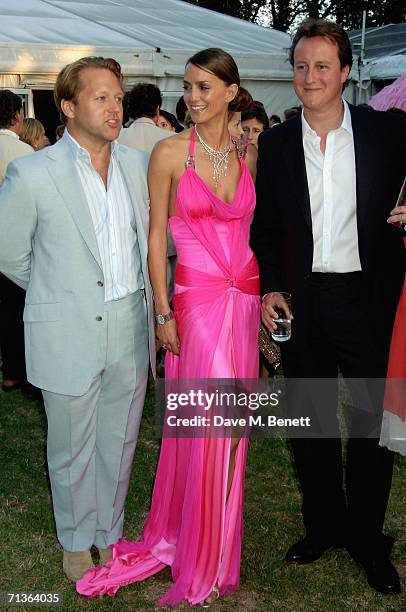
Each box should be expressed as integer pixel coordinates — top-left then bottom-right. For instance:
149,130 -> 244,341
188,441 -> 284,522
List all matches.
64,130 -> 143,302
302,101 -> 361,273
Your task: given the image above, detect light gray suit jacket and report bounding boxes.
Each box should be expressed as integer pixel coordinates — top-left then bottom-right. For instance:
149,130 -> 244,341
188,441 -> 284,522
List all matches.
0,138 -> 155,395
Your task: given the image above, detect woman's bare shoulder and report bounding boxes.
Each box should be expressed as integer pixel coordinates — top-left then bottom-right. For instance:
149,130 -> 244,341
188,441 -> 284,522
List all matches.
149,130 -> 192,187
153,129 -> 191,157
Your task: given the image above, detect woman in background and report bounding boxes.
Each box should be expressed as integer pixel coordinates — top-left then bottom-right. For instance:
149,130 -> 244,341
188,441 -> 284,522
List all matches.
157,109 -> 179,132
19,118 -> 47,151
228,86 -> 252,145
380,201 -> 406,455
241,101 -> 269,149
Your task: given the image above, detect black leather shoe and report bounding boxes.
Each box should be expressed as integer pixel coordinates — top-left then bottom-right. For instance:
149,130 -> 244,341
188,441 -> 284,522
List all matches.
348,534 -> 401,594
285,536 -> 334,564
367,558 -> 401,594
356,556 -> 400,594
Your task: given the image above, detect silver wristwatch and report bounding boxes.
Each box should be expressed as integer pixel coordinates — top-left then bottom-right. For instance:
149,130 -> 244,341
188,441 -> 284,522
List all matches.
155,311 -> 175,325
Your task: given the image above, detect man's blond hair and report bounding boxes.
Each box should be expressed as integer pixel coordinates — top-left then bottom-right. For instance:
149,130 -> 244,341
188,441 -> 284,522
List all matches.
54,56 -> 123,123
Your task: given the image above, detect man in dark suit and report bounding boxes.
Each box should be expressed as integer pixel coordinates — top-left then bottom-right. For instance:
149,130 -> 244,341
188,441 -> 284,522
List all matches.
251,19 -> 405,594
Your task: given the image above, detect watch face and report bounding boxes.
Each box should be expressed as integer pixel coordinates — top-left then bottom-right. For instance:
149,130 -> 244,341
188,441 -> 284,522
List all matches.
157,314 -> 165,324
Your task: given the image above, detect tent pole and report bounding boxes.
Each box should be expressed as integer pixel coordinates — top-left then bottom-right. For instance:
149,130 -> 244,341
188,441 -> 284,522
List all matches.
357,10 -> 367,105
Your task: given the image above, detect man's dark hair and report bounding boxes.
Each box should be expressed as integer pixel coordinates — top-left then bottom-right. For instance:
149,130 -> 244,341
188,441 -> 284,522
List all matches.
127,83 -> 162,120
269,114 -> 281,124
0,90 -> 23,129
284,107 -> 300,121
175,95 -> 187,123
386,107 -> 405,116
290,18 -> 353,74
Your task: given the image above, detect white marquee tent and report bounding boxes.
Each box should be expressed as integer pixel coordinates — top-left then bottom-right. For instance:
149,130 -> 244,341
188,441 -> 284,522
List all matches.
349,23 -> 406,80
0,0 -> 300,117
349,24 -> 406,103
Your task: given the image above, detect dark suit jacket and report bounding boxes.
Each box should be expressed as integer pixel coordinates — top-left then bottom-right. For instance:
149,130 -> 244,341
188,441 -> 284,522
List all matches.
251,105 -> 406,355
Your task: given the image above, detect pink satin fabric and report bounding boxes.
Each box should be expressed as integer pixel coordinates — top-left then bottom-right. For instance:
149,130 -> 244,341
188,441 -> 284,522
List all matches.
77,129 -> 260,605
383,236 -> 406,420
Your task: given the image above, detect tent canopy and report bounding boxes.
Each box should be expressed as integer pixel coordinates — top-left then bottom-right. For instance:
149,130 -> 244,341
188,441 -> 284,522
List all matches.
348,23 -> 406,61
0,0 -> 290,55
349,23 -> 406,80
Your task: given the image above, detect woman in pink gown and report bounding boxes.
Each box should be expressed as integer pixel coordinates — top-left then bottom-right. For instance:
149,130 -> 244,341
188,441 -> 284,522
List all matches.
77,48 -> 260,606
380,203 -> 406,456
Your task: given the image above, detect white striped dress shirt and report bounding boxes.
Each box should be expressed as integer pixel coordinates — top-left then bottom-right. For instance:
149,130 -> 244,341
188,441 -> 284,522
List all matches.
64,130 -> 143,302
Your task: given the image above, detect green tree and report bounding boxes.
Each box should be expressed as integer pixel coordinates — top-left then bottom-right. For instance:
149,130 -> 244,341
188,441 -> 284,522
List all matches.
182,0 -> 406,30
182,0 -> 265,22
334,0 -> 405,30
262,1 -> 302,32
302,1 -> 334,19
182,0 -> 304,31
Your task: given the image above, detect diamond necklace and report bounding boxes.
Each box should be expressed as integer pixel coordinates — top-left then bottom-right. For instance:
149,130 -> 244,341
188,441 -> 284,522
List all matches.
195,126 -> 232,185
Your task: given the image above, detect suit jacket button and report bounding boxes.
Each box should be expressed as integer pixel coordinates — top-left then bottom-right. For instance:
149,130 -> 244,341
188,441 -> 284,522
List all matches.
97,281 -> 104,287
95,315 -> 103,321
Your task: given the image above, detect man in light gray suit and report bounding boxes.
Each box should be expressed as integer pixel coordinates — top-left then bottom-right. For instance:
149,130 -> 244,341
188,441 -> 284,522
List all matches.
0,57 -> 155,581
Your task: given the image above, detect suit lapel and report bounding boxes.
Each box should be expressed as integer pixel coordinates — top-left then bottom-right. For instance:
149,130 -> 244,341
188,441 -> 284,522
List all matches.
117,147 -> 155,372
46,141 -> 102,269
282,116 -> 312,231
116,147 -> 149,260
350,105 -> 379,232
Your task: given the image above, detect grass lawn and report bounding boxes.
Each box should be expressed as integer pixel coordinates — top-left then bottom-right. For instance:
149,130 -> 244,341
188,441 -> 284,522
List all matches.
0,381 -> 404,611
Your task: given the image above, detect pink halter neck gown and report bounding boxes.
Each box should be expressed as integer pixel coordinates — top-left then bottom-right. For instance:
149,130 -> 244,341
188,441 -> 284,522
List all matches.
77,129 -> 261,606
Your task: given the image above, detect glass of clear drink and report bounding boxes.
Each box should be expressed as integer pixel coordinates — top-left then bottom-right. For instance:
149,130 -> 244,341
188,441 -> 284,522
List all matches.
392,178 -> 405,230
271,292 -> 292,342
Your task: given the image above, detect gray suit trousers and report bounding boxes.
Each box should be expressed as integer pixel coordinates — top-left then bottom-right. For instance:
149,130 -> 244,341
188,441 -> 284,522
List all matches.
42,290 -> 148,551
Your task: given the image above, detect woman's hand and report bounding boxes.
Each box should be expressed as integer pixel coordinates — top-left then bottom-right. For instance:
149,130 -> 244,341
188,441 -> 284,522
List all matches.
387,205 -> 406,226
156,319 -> 180,355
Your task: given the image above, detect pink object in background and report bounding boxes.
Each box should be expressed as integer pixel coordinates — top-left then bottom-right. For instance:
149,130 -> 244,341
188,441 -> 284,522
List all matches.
368,74 -> 406,112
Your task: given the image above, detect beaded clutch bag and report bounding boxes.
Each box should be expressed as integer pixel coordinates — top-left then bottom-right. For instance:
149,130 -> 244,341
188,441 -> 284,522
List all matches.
258,324 -> 281,369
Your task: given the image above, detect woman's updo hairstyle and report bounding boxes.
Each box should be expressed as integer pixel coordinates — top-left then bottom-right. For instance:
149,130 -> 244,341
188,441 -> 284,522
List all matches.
232,86 -> 253,113
186,48 -> 250,113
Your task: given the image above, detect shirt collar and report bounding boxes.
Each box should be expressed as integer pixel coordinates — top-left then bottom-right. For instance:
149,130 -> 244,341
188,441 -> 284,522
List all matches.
0,128 -> 19,140
132,117 -> 157,126
301,99 -> 353,139
63,128 -> 118,161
